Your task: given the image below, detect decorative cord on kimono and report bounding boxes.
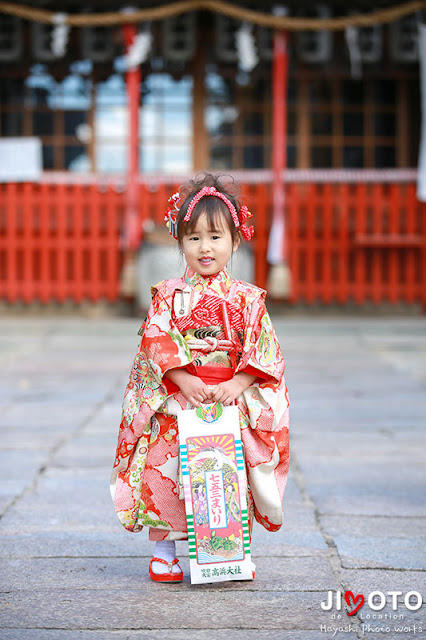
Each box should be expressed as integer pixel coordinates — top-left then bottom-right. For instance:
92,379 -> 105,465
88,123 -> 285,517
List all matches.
184,336 -> 234,353
221,300 -> 239,370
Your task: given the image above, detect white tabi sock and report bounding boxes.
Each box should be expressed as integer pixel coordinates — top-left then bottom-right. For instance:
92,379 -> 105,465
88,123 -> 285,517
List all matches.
151,540 -> 181,574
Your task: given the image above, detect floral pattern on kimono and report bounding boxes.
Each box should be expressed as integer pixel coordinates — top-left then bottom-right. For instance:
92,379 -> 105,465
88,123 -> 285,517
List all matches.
111,267 -> 290,536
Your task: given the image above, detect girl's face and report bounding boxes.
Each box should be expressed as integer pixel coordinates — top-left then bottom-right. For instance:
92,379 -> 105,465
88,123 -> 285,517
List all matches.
181,211 -> 239,277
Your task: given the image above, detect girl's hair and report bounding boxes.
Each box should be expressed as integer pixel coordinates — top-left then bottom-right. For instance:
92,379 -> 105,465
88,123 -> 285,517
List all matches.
176,172 -> 242,246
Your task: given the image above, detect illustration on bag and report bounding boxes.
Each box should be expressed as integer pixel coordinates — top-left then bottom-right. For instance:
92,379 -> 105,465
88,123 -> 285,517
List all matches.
178,402 -> 252,583
187,432 -> 244,563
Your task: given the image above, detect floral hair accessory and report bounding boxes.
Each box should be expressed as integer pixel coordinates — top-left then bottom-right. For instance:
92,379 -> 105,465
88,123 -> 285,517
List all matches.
164,191 -> 180,239
238,205 -> 254,241
184,186 -> 240,228
164,186 -> 254,241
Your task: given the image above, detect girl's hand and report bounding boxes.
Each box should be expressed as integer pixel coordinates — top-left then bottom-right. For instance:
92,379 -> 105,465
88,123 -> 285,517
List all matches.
180,375 -> 211,407
210,372 -> 257,406
164,368 -> 211,407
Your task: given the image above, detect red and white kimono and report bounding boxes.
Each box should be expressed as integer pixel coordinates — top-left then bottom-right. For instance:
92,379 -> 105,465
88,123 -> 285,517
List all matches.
111,267 -> 290,540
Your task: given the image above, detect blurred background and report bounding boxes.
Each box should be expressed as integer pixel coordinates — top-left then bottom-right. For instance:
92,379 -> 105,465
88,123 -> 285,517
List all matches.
0,0 -> 425,313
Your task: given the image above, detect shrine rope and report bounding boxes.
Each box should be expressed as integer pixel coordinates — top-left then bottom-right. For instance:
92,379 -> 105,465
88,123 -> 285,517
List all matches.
0,0 -> 425,30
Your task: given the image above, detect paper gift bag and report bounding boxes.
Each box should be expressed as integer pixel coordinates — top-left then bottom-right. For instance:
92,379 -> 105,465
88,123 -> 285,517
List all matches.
177,402 -> 253,584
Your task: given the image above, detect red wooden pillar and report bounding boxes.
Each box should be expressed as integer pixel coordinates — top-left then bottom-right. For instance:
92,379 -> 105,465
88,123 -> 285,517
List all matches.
267,28 -> 291,298
122,23 -> 141,251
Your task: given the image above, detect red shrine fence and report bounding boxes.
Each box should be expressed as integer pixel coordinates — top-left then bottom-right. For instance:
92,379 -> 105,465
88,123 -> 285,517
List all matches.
1,171 -> 425,307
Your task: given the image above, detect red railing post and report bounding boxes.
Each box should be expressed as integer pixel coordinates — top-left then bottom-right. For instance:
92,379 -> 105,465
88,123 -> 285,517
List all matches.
5,183 -> 18,302
119,22 -> 142,301
338,183 -> 350,304
405,184 -> 416,303
122,23 -> 141,252
422,200 -> 426,311
268,26 -> 291,298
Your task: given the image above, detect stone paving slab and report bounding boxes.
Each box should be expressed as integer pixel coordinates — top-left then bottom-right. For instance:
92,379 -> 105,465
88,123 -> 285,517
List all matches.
296,455 -> 425,478
0,426 -> 70,452
289,394 -> 425,426
292,419 -> 424,432
294,434 -> 425,460
276,504 -> 320,530
0,370 -> 115,391
0,531 -> 150,558
0,449 -> 46,514
320,515 -> 426,538
338,568 -> 426,594
272,316 -> 426,333
0,531 -> 329,560
332,535 -> 426,570
295,463 -> 425,517
49,434 -> 118,468
0,468 -> 115,534
0,631 -> 360,640
0,590 -> 334,630
288,369 -> 425,391
260,532 -> 328,552
302,488 -> 426,518
310,496 -> 425,519
0,402 -> 98,428
0,556 -> 339,592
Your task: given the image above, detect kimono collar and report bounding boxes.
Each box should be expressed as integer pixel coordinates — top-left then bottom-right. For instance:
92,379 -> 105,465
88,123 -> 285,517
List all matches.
184,266 -> 232,296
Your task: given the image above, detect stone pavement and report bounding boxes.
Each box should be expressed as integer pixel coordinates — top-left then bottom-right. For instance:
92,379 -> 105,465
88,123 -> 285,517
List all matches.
0,313 -> 425,640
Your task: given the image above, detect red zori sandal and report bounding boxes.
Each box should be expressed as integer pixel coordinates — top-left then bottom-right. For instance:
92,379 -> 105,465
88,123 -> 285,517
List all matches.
149,557 -> 183,583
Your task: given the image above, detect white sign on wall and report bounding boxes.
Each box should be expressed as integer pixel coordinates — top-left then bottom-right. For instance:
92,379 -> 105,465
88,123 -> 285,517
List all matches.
0,137 -> 42,182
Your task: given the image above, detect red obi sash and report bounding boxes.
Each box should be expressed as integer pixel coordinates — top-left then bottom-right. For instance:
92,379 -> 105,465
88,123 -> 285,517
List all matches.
193,365 -> 234,385
163,364 -> 233,395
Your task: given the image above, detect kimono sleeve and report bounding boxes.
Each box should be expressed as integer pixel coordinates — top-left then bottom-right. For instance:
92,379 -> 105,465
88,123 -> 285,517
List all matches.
111,287 -> 194,533
234,292 -> 290,531
236,293 -> 285,384
120,288 -> 192,433
139,288 -> 193,386
235,292 -> 290,433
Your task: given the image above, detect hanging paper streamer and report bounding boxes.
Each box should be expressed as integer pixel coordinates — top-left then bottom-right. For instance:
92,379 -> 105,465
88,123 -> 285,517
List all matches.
51,13 -> 70,58
235,23 -> 258,73
124,30 -> 152,69
417,23 -> 426,202
345,26 -> 362,79
177,403 -> 253,584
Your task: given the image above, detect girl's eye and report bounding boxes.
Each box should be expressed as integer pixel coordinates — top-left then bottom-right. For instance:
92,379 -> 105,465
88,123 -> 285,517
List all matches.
189,236 -> 199,241
211,235 -> 220,240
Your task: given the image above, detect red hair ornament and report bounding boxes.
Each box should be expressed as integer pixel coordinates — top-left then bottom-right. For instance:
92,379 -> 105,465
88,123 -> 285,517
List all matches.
164,186 -> 254,241
164,192 -> 180,239
237,205 -> 254,241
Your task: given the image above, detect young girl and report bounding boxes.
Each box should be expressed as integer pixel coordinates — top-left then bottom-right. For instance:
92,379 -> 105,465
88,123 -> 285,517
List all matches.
111,173 -> 290,582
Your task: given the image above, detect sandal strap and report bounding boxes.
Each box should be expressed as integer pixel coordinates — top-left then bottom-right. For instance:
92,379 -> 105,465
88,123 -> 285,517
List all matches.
150,557 -> 179,567
150,557 -> 181,573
